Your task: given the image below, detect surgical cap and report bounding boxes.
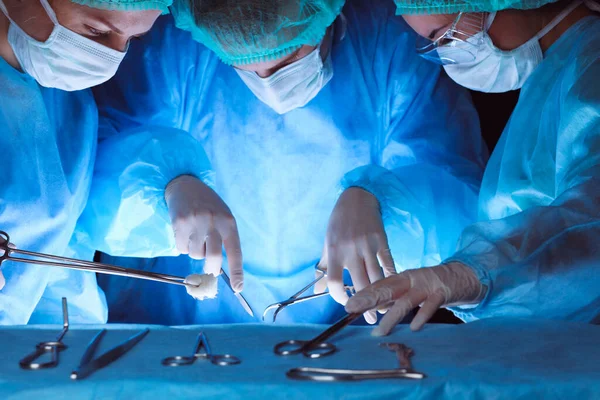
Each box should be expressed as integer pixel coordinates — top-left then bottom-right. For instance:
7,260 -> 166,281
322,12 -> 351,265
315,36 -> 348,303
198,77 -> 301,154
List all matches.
70,0 -> 172,13
394,0 -> 558,15
170,0 -> 346,65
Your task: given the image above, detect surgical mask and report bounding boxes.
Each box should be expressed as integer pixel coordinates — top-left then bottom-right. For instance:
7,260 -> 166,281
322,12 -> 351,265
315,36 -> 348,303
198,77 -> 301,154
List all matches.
443,0 -> 582,93
0,0 -> 126,91
235,41 -> 334,115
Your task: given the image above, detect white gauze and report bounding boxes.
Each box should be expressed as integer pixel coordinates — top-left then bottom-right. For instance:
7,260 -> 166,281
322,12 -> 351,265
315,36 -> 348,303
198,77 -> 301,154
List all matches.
184,273 -> 218,300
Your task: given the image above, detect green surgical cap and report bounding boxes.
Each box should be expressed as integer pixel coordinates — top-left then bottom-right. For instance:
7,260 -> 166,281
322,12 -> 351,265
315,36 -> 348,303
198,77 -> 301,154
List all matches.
170,0 -> 346,66
394,0 -> 559,15
70,0 -> 172,13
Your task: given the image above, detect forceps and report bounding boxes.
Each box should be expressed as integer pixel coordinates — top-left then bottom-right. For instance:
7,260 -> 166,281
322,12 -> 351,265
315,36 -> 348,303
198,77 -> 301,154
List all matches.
262,263 -> 355,322
274,313 -> 361,358
71,328 -> 149,380
0,231 -> 253,316
0,231 -> 191,287
19,297 -> 69,370
162,332 -> 241,367
286,343 -> 426,381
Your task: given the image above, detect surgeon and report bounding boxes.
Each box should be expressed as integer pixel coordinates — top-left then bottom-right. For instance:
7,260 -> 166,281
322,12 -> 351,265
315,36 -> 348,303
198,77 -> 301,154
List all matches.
77,0 -> 488,325
0,0 -> 170,324
346,0 -> 600,335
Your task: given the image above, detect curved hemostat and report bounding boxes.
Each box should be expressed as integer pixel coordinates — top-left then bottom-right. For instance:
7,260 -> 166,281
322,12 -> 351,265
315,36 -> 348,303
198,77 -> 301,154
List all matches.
262,264 -> 355,322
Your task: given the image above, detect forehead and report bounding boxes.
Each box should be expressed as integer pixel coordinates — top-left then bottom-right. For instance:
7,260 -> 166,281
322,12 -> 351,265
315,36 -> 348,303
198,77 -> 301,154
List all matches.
402,13 -> 457,39
53,0 -> 160,26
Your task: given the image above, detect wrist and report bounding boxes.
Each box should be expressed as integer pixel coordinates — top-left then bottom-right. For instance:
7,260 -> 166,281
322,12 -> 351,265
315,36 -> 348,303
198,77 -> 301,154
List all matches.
437,262 -> 487,305
165,174 -> 199,202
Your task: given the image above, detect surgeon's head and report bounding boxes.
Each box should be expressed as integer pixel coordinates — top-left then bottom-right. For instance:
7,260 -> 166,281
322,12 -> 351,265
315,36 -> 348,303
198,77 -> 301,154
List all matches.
0,0 -> 168,90
171,0 -> 344,114
395,0 -> 594,92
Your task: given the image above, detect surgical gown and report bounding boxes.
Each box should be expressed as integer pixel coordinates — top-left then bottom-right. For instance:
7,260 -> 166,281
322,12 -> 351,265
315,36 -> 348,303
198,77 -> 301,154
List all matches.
449,16 -> 600,323
0,58 -> 107,325
79,0 -> 488,325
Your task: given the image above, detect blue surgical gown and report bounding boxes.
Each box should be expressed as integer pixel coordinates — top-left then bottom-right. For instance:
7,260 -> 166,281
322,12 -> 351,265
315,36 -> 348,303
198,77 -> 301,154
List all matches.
449,16 -> 600,323
79,0 -> 488,325
0,59 -> 107,325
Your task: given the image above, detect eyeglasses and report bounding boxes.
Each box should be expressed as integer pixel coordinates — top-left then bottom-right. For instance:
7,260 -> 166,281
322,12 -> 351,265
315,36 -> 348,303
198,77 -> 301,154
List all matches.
416,12 -> 488,65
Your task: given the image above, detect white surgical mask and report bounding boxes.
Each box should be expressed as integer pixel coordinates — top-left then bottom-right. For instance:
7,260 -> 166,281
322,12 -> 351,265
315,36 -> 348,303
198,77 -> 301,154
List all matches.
0,0 -> 126,91
443,0 -> 582,93
235,40 -> 334,115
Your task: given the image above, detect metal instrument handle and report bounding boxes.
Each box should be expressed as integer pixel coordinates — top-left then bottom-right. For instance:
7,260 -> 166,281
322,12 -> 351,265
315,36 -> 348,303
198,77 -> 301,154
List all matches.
286,367 -> 426,381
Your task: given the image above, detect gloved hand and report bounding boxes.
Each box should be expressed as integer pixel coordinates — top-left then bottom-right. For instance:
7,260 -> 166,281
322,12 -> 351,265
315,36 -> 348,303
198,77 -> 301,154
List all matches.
317,187 -> 397,324
345,262 -> 485,335
165,175 -> 243,292
0,270 -> 4,290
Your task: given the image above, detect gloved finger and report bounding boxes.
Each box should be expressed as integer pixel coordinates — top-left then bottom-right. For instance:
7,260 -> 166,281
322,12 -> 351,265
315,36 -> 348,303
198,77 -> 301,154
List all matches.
377,246 -> 397,278
326,247 -> 349,306
345,274 -> 410,314
363,248 -> 385,285
188,232 -> 207,260
203,230 -> 223,276
372,290 -> 425,337
347,258 -> 377,325
410,292 -> 445,331
314,269 -> 328,294
0,270 -> 5,290
314,247 -> 328,294
221,224 -> 243,292
173,220 -> 194,255
363,248 -> 387,314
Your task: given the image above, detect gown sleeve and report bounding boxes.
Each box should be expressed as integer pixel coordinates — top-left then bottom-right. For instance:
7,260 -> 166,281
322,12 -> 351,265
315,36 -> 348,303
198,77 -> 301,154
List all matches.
341,17 -> 488,271
448,59 -> 600,323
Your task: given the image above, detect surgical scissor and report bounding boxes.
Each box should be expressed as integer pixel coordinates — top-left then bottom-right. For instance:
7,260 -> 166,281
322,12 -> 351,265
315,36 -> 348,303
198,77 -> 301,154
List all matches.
274,313 -> 361,358
262,263 -> 355,322
0,231 -> 253,316
162,332 -> 241,367
71,328 -> 150,380
286,343 -> 426,381
19,297 -> 69,370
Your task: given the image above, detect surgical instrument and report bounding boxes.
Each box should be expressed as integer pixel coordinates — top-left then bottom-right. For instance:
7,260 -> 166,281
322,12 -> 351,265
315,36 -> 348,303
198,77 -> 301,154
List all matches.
19,297 -> 69,370
262,263 -> 354,322
274,313 -> 361,358
286,343 -> 425,381
286,367 -> 425,381
0,231 -> 253,316
0,231 -> 192,287
162,332 -> 241,367
70,328 -> 149,380
220,269 -> 254,317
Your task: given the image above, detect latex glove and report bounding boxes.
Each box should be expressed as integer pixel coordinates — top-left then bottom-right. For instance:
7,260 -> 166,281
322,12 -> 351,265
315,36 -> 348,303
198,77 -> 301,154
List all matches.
165,175 -> 243,291
0,240 -> 14,290
317,187 -> 397,324
345,262 -> 484,335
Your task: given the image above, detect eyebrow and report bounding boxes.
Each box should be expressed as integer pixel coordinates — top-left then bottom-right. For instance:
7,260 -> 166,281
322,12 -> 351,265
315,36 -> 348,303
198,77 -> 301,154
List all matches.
428,25 -> 447,40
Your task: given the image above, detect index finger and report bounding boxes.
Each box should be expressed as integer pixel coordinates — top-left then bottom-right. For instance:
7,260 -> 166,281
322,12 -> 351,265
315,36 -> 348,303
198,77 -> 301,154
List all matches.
221,226 -> 243,292
326,247 -> 349,306
344,274 -> 410,314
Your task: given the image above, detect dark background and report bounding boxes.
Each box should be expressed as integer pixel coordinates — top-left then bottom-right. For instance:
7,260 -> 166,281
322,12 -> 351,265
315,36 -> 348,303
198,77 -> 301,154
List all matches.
430,88 -> 520,324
